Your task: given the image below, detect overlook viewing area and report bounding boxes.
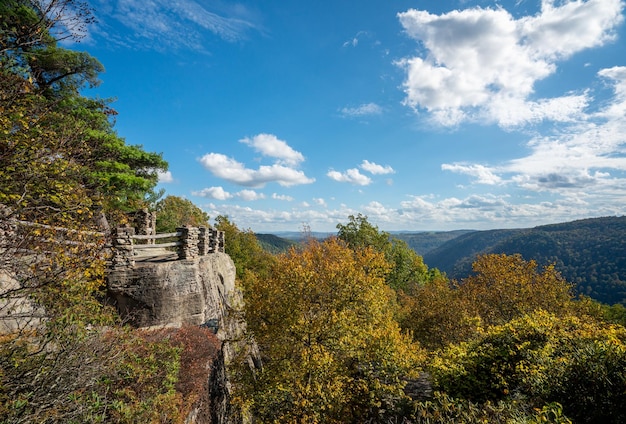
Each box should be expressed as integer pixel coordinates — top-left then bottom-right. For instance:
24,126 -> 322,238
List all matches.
0,206 -> 225,273
110,225 -> 225,271
109,208 -> 225,272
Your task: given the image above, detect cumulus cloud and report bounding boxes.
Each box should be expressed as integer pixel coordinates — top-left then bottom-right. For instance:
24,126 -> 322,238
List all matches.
199,185 -> 626,231
237,189 -> 265,201
389,188 -> 626,230
313,198 -> 327,207
199,134 -> 315,189
360,160 -> 395,175
157,170 -> 174,183
192,186 -> 232,200
240,133 -> 305,166
327,168 -> 372,186
397,0 -> 624,126
597,66 -> 626,118
200,202 -> 354,232
193,187 -> 266,201
440,68 -> 626,196
328,160 -> 394,185
441,163 -> 502,185
340,102 -> 383,118
272,193 -> 294,201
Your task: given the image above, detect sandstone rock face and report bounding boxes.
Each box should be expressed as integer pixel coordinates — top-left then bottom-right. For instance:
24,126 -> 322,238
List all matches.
0,269 -> 44,334
107,253 -> 259,424
108,253 -> 236,329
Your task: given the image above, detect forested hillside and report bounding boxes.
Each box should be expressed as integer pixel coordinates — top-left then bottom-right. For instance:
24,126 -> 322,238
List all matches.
393,229 -> 475,255
423,216 -> 626,305
254,233 -> 297,253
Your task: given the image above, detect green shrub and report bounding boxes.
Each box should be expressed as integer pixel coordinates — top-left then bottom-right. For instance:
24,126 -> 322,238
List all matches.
430,310 -> 626,423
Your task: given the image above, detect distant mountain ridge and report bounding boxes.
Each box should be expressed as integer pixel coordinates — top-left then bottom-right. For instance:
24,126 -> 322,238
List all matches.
421,216 -> 626,305
257,217 -> 626,305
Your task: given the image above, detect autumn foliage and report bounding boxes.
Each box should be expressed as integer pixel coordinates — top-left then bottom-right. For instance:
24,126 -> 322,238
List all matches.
235,237 -> 424,423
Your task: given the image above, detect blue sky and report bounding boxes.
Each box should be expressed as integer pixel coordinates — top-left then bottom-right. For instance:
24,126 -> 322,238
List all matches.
77,0 -> 626,233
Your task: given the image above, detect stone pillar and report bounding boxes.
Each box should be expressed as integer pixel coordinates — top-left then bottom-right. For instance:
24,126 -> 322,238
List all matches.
111,227 -> 135,270
177,226 -> 200,259
207,228 -> 225,253
207,228 -> 218,253
134,208 -> 156,244
198,226 -> 209,256
217,230 -> 225,253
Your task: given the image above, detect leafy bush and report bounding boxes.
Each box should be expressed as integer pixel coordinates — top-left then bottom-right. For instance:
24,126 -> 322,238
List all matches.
408,392 -> 571,424
430,310 -> 626,423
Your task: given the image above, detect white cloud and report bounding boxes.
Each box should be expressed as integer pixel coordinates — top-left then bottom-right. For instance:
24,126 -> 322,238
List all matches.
360,160 -> 395,175
597,66 -> 626,118
91,0 -> 258,50
362,201 -> 395,223
441,163 -> 503,185
208,190 -> 618,232
157,170 -> 174,183
200,184 -> 625,232
240,133 -> 305,166
396,193 -> 546,227
236,189 -> 265,201
198,152 -> 315,187
272,193 -> 294,201
343,38 -> 358,48
202,203 -> 351,232
521,0 -> 623,59
397,0 -> 624,127
327,168 -> 372,186
342,31 -> 369,48
394,189 -> 626,230
340,103 -> 383,118
327,161 -> 393,186
441,68 -> 626,197
192,186 -> 232,200
313,198 -> 327,207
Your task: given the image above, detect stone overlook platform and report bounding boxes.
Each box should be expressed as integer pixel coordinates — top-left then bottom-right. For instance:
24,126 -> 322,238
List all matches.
110,225 -> 225,272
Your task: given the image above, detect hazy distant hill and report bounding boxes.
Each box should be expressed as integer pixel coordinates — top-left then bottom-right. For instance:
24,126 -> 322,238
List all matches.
392,230 -> 475,255
255,233 -> 298,253
423,228 -> 523,275
269,231 -> 335,241
422,216 -> 626,305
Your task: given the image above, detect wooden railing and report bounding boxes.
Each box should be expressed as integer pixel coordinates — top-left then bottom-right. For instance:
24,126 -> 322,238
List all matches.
132,231 -> 183,251
110,226 -> 225,271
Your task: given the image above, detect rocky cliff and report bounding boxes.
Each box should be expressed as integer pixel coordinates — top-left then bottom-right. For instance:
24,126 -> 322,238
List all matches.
107,252 -> 260,424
